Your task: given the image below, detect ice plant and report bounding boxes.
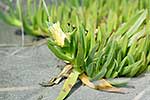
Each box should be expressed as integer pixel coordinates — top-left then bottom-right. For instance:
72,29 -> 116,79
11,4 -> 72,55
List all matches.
43,9 -> 150,100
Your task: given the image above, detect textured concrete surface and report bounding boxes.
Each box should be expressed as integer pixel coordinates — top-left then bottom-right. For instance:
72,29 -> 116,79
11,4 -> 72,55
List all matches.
0,20 -> 33,45
0,20 -> 150,100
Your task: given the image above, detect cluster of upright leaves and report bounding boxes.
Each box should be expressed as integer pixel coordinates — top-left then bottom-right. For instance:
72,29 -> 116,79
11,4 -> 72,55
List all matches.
47,0 -> 150,77
47,9 -> 150,100
46,0 -> 150,99
85,10 -> 150,80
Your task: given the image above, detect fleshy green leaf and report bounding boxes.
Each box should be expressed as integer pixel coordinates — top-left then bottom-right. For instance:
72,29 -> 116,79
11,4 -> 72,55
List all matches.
56,70 -> 80,100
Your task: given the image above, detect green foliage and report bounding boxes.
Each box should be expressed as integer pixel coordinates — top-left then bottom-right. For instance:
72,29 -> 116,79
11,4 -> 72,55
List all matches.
47,8 -> 150,99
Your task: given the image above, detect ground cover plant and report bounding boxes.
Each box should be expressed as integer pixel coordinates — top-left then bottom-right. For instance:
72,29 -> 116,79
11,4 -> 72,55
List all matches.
43,0 -> 150,100
1,0 -> 150,100
46,9 -> 150,100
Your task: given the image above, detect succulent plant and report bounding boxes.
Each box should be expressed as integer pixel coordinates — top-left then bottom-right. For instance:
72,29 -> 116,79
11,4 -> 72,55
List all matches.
45,9 -> 150,100
38,0 -> 150,100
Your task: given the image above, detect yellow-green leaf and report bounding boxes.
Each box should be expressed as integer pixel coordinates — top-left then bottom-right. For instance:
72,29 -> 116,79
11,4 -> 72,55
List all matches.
56,70 -> 80,100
